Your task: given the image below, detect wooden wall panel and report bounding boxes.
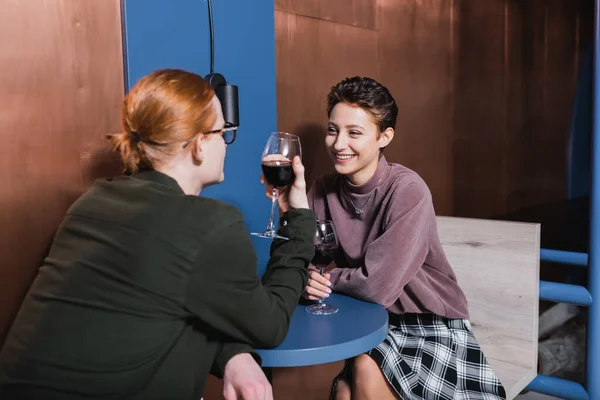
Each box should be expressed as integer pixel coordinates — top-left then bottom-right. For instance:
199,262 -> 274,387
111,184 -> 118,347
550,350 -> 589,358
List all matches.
378,0 -> 455,215
515,0 -> 579,211
75,0 -> 127,175
452,0 -> 588,218
518,1 -> 548,215
577,0 -> 595,55
452,0 -> 507,218
505,0 -> 527,215
503,0 -> 586,215
542,0 -> 579,203
0,0 -> 124,344
275,0 -> 377,30
275,10 -> 379,187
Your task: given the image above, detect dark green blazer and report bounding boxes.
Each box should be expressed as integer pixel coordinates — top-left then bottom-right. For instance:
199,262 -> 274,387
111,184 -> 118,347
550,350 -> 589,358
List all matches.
0,170 -> 315,399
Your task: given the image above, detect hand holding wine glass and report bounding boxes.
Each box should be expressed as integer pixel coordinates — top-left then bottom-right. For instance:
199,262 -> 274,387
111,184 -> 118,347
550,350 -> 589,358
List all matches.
252,132 -> 304,240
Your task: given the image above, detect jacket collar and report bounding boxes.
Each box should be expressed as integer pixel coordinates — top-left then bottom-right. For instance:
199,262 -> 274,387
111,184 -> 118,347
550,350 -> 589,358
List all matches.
134,169 -> 185,194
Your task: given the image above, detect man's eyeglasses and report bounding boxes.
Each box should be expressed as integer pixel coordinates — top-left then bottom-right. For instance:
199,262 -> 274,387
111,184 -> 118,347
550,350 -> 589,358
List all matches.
182,125 -> 237,148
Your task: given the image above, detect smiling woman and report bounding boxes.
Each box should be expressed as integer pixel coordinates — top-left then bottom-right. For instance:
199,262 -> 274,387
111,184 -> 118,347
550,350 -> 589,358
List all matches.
325,77 -> 396,187
304,77 -> 507,400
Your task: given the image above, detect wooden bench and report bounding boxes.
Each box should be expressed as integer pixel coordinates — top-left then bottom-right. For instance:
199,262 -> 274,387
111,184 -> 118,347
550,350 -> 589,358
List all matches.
436,216 -> 540,400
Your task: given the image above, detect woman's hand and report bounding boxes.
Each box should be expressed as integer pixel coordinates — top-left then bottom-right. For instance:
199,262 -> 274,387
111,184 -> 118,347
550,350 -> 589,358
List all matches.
261,156 -> 309,213
303,270 -> 332,301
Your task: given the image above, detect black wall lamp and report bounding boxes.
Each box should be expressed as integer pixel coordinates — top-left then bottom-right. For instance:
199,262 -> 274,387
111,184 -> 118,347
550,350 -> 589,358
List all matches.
204,0 -> 239,131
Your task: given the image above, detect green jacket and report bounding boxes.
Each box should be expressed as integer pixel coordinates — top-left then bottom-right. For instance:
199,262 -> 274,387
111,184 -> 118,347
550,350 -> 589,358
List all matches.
0,170 -> 316,399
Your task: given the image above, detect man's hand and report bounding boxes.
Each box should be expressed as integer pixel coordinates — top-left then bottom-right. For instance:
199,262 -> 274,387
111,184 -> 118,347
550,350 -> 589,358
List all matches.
223,353 -> 273,400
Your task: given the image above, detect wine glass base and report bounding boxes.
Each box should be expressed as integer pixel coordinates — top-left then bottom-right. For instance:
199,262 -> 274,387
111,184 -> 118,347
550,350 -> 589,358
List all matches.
306,303 -> 339,315
250,231 -> 289,240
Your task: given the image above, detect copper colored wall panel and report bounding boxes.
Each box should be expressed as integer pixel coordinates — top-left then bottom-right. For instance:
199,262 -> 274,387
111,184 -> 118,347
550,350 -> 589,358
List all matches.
452,0 -> 508,218
509,0 -> 580,212
275,0 -> 377,30
0,0 -> 124,344
505,0 -> 528,214
378,0 -> 455,215
275,10 -> 379,187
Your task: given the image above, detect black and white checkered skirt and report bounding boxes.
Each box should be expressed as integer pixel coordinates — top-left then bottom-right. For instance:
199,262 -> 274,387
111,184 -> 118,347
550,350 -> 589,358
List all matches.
330,313 -> 506,400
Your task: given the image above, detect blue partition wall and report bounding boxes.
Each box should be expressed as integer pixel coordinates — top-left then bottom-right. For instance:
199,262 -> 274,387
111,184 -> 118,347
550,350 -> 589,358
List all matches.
121,0 -> 276,272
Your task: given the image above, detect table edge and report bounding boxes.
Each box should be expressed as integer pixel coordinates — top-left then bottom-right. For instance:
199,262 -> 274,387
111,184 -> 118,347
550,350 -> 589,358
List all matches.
257,314 -> 389,367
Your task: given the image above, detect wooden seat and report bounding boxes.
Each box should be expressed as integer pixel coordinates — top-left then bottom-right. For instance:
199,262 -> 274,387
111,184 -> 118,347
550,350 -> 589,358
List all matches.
436,216 -> 540,400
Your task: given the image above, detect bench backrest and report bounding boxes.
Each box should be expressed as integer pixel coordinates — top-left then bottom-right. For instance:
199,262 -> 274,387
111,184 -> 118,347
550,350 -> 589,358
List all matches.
436,216 -> 540,400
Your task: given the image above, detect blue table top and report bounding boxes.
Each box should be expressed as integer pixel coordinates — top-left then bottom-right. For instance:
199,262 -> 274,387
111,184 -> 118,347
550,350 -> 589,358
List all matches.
256,293 -> 389,367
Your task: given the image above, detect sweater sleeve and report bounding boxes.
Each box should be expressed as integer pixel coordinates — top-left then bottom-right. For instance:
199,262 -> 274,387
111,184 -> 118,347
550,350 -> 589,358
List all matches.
328,180 -> 433,309
185,208 -> 316,349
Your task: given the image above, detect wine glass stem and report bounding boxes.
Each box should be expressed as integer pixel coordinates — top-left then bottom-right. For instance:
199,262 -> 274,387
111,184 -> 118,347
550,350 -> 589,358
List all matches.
266,188 -> 279,233
319,267 -> 326,305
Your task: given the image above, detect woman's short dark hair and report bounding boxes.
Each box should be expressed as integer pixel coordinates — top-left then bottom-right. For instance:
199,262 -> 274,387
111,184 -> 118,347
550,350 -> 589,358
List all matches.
326,77 -> 398,134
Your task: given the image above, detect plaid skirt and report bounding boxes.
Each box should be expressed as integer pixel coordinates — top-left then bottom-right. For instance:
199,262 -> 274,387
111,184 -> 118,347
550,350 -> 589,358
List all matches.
330,313 -> 506,400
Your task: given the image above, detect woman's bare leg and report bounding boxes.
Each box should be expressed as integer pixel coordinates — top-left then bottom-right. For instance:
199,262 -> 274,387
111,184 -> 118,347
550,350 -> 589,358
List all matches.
352,354 -> 399,400
335,378 -> 351,400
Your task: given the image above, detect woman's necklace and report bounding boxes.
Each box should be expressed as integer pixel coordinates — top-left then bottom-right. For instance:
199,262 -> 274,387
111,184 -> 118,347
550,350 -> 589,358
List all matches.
343,176 -> 383,216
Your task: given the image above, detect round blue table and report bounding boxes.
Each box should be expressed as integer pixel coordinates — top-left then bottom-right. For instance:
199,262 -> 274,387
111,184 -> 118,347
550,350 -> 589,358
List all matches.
256,293 -> 389,367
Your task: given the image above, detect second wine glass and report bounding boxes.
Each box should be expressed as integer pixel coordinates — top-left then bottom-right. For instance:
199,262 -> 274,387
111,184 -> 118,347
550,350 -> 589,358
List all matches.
307,220 -> 339,315
251,132 -> 301,240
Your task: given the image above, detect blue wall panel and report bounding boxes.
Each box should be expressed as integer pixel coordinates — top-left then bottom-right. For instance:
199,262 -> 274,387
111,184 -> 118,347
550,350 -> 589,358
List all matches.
122,0 -> 276,273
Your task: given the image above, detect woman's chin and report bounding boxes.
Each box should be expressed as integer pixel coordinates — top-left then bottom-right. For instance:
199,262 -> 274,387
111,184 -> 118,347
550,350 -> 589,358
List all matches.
214,171 -> 225,183
333,163 -> 354,176
203,174 -> 225,188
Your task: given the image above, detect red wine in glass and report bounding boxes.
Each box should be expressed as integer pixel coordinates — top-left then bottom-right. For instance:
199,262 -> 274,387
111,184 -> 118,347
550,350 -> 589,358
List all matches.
313,243 -> 337,266
261,160 -> 295,188
251,132 -> 302,240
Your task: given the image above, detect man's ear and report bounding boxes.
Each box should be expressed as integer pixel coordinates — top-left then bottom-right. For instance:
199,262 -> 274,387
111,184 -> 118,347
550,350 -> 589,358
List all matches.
379,127 -> 394,149
191,134 -> 205,164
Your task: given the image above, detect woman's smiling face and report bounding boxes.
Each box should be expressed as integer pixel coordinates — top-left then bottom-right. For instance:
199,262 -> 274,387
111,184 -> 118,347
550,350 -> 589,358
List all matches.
325,102 -> 392,185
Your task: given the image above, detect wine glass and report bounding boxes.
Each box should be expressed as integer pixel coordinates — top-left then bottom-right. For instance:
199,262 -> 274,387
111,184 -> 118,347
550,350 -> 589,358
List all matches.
307,220 -> 339,315
251,132 -> 302,240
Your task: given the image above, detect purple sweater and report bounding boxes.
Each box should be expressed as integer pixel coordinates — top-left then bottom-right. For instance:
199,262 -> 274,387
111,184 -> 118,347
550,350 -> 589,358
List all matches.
308,156 -> 469,319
